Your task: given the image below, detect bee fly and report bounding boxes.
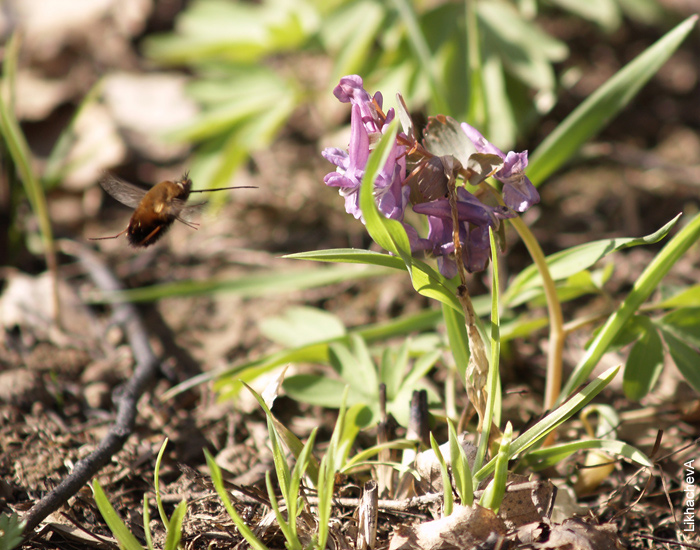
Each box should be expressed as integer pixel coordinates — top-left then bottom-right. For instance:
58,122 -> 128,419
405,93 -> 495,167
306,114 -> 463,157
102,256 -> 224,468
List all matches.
90,172 -> 255,247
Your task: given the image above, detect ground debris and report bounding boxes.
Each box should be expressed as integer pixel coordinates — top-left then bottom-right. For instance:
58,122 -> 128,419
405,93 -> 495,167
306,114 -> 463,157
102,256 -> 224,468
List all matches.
388,504 -> 506,550
515,517 -> 626,549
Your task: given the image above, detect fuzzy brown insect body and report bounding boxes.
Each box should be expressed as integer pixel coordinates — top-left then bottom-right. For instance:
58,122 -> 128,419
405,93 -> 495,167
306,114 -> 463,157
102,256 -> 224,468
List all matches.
126,177 -> 192,246
91,173 -> 254,247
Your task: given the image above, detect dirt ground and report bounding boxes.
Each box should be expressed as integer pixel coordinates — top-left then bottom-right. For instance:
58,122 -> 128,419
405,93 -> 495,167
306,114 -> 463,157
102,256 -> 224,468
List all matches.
1,1 -> 699,549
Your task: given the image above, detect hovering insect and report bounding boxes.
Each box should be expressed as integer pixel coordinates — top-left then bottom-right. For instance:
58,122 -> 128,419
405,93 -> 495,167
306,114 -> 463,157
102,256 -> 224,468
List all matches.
90,172 -> 255,247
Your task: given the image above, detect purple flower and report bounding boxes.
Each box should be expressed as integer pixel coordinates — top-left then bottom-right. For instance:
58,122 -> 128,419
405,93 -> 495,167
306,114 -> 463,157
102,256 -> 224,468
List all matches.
461,123 -> 539,213
412,188 -> 515,276
333,75 -> 386,135
323,75 -> 408,222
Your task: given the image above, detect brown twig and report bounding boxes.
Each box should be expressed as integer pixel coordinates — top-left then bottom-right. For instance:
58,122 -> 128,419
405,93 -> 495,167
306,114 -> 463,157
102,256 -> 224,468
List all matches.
22,240 -> 161,535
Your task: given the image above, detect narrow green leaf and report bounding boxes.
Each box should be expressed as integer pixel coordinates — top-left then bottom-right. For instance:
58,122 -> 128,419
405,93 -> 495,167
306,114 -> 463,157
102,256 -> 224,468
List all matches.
154,438 -> 169,527
267,416 -> 291,501
285,248 -> 406,270
143,497 -> 154,550
163,500 -> 187,550
341,439 -> 417,472
90,264 -> 389,304
326,1 -> 384,82
204,450 -> 269,550
429,433 -> 453,516
91,481 -> 144,550
390,0 -> 449,113
348,334 -> 380,395
243,382 -> 320,483
505,215 -> 680,306
528,15 -> 697,184
447,419 -> 473,506
442,303 -> 469,380
265,472 -> 297,550
475,228 -> 502,473
479,422 -> 512,514
523,438 -> 651,470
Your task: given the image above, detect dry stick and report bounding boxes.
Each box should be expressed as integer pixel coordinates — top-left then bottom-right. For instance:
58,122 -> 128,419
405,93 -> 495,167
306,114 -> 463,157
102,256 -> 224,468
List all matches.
22,240 -> 161,535
446,165 -> 489,431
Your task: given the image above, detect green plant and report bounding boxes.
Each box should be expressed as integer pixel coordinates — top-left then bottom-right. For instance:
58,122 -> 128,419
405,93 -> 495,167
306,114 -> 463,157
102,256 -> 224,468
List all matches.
0,513 -> 25,550
283,331 -> 442,425
141,0 -> 671,192
91,439 -> 187,550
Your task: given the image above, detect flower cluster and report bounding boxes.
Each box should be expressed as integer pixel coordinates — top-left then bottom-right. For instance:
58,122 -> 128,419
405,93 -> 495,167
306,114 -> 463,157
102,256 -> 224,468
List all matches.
322,75 -> 539,277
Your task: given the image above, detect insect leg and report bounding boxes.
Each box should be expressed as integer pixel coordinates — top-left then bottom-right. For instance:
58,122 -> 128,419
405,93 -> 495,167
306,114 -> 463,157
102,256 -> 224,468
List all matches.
89,228 -> 128,241
175,216 -> 200,230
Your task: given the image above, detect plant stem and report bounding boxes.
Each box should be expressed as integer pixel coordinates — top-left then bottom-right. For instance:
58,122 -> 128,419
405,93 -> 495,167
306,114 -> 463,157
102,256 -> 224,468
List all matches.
509,217 -> 565,415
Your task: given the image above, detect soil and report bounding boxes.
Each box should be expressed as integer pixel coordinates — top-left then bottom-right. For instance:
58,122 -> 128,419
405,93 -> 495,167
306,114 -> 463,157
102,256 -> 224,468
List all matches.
1,2 -> 699,549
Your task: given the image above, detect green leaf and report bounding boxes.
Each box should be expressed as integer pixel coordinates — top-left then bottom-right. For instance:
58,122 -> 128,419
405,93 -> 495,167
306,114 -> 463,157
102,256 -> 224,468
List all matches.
561,212 -> 700,400
259,306 -> 347,347
442,303 -> 469,380
528,15 -> 698,185
0,513 -> 26,550
477,365 -> 620,482
173,309 -> 443,401
204,450 -> 269,550
143,497 -> 154,550
285,248 -> 406,270
323,1 -> 384,81
522,439 -> 652,471
479,422 -> 512,514
660,330 -> 700,395
380,340 -> 410,399
243,382 -> 320,483
91,481 -> 145,550
447,419 -> 473,506
348,334 -> 380,394
341,439 -> 417,472
622,320 -> 664,400
267,415 -> 291,502
659,307 -> 700,348
163,500 -> 187,550
283,374 -> 376,415
475,228 -> 502,472
505,215 -> 680,306
154,438 -> 169,527
90,263 -> 389,304
359,121 -> 462,312
547,0 -> 621,32
0,34 -> 57,284
654,285 -> 700,309
429,433 -> 453,516
478,3 -> 565,93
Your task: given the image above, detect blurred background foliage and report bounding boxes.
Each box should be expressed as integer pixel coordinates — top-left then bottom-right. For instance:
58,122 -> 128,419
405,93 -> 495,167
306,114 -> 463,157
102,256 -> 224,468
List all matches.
142,0 -> 671,191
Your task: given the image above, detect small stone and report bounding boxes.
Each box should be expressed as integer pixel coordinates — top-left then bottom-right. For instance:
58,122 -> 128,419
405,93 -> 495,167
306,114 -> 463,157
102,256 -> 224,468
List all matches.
0,369 -> 49,409
83,382 -> 112,410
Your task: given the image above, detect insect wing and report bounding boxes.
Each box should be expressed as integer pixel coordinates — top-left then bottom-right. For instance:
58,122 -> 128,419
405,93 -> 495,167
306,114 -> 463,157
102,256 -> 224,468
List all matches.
178,200 -> 207,222
99,175 -> 148,208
